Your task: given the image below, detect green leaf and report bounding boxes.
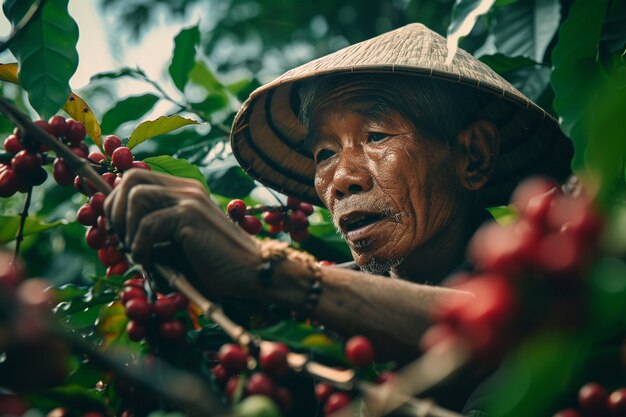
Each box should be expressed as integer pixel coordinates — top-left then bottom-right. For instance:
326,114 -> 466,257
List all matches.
4,0 -> 79,118
0,215 -> 65,243
169,25 -> 200,92
100,94 -> 160,135
254,320 -> 346,363
479,54 -> 538,74
189,61 -> 227,96
486,205 -> 518,225
551,0 -> 611,168
492,0 -> 561,63
205,158 -> 256,198
128,115 -> 200,149
143,155 -> 209,190
447,0 -> 497,62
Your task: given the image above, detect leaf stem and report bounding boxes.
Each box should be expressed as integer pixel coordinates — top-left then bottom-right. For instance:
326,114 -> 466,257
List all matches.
12,186 -> 33,266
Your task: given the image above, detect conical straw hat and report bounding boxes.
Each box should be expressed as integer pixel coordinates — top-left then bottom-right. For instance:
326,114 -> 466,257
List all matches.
230,23 -> 573,207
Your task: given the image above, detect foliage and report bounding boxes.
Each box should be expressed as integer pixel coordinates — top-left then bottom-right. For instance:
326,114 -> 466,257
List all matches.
0,0 -> 625,417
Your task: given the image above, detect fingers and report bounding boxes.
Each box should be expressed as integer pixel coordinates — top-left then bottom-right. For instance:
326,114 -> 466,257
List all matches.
128,205 -> 188,265
104,169 -> 208,242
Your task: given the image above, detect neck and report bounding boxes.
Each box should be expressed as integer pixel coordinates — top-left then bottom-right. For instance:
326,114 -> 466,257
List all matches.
391,205 -> 485,285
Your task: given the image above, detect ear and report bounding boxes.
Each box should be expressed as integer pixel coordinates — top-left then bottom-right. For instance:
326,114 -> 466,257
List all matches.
456,120 -> 500,191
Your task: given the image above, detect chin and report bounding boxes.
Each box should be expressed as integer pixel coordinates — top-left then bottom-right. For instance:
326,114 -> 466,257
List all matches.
351,241 -> 405,276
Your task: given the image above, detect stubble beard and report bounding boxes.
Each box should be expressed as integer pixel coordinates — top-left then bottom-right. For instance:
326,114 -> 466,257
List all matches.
330,204 -> 408,276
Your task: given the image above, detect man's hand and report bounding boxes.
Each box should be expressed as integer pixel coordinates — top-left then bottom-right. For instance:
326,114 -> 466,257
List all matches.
104,169 -> 261,297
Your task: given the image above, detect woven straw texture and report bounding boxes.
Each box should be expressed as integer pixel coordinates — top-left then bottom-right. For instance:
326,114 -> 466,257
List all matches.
230,23 -> 573,206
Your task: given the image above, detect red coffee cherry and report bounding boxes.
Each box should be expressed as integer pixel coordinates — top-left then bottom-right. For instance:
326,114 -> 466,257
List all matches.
159,319 -> 185,342
123,277 -> 145,288
126,320 -> 146,342
89,193 -> 106,217
241,215 -> 262,235
106,260 -> 129,277
376,371 -> 395,384
212,364 -> 228,385
3,134 -> 24,153
262,211 -> 283,225
11,150 -> 42,176
315,383 -> 333,402
130,161 -> 151,170
124,298 -> 153,322
85,226 -> 107,249
66,121 -> 86,146
88,151 -> 107,163
289,228 -> 309,242
98,244 -> 125,267
226,376 -> 240,399
34,119 -> 54,135
259,343 -> 289,376
345,335 -> 375,368
323,392 -> 351,416
286,197 -> 300,208
245,372 -> 276,397
77,204 -> 97,226
81,413 -> 105,417
101,172 -> 116,188
217,344 -> 248,374
53,158 -> 74,186
268,223 -> 284,234
289,210 -> 309,230
275,386 -> 293,412
120,286 -> 147,305
74,175 -> 97,195
227,199 -> 246,222
608,388 -> 626,417
578,382 -> 609,416
0,168 -> 19,197
154,297 -> 176,319
168,292 -> 189,311
48,115 -> 68,137
103,135 -> 122,156
298,202 -> 314,215
112,147 -> 133,171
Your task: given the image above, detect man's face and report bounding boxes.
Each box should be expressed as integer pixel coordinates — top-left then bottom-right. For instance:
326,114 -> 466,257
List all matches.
309,95 -> 469,274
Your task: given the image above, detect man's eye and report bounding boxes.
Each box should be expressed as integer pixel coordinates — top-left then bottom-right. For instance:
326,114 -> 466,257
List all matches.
367,132 -> 389,142
315,149 -> 335,164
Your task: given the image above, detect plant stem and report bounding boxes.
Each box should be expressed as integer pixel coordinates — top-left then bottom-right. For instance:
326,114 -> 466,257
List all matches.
12,186 -> 32,266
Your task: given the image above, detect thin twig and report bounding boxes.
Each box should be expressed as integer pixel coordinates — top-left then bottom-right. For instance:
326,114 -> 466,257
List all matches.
11,186 -> 32,266
0,96 -> 467,417
0,0 -> 46,54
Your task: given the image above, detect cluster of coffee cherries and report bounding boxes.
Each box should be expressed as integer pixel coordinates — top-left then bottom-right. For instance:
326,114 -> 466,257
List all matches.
313,335 -> 380,415
226,197 -> 314,241
210,335 -> 377,416
554,382 -> 626,417
119,275 -> 188,344
424,177 -> 604,355
70,134 -> 150,195
0,116 -> 88,197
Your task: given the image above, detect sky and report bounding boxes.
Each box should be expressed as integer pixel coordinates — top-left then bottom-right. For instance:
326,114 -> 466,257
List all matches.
0,1 -> 185,90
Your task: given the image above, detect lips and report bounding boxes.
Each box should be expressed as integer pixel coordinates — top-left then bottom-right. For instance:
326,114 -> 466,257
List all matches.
339,211 -> 387,234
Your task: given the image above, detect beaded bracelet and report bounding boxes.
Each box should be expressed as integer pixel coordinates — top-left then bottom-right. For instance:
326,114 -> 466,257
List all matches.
257,239 -> 323,316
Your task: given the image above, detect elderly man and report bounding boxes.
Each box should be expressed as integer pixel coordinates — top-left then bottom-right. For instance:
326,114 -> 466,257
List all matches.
105,23 -> 572,412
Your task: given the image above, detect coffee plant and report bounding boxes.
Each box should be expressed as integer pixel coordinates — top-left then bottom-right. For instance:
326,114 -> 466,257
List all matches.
0,0 -> 625,417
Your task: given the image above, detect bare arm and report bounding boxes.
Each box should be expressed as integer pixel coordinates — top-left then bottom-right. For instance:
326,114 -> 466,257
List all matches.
105,170 -> 468,360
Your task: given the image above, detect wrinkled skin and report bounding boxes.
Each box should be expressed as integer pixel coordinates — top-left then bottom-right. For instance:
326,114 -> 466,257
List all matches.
104,88 -> 498,358
309,97 -> 495,280
104,172 -> 261,297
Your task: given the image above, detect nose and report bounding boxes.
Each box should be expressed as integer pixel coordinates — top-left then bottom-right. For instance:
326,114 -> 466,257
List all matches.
331,149 -> 373,199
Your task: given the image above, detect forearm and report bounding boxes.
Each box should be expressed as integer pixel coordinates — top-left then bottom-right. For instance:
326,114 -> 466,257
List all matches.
263,258 -> 465,361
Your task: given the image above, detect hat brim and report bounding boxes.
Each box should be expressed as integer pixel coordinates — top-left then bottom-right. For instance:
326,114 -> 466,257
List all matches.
231,24 -> 573,207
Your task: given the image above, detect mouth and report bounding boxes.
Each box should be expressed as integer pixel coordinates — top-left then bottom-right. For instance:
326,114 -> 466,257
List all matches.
339,211 -> 387,234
